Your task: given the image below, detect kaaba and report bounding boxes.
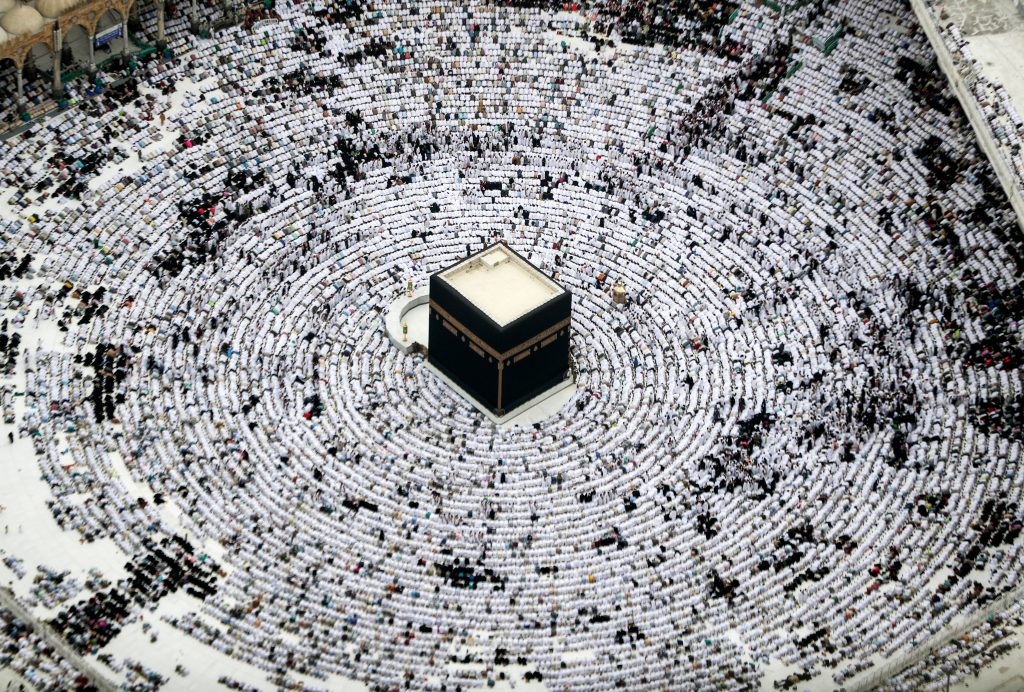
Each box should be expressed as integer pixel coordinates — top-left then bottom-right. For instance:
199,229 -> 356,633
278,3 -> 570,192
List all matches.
428,244 -> 572,416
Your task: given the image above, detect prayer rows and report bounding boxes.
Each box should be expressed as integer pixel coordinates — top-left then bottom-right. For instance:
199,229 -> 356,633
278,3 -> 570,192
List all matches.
0,0 -> 1022,689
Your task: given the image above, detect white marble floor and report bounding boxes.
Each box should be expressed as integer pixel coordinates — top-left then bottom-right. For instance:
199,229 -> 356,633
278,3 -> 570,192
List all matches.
966,30 -> 1024,111
943,0 -> 1024,156
0,74 -> 372,692
3,28 -> 1024,691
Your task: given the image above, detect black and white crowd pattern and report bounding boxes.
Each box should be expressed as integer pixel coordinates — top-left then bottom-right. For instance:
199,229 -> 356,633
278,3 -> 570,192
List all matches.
0,0 -> 1022,689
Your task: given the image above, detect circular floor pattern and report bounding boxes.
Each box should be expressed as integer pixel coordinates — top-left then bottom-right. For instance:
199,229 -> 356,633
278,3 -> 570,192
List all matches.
2,0 -> 1022,689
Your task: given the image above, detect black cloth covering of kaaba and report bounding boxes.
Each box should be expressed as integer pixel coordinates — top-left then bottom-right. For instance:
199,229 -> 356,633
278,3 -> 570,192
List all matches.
427,248 -> 571,415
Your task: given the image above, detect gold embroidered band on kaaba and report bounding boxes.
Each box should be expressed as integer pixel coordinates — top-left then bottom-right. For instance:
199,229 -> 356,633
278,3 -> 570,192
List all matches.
430,300 -> 569,362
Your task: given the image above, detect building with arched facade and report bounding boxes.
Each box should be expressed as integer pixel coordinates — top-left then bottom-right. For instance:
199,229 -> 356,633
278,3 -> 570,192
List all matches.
0,0 -> 168,104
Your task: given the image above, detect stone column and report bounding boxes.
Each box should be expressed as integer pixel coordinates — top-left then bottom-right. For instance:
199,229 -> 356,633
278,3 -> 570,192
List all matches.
52,26 -> 63,98
121,16 -> 129,58
156,0 -> 167,47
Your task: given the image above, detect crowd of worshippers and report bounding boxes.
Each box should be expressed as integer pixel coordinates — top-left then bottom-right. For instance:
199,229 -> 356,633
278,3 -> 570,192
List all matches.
49,535 -> 219,655
0,608 -> 96,691
928,5 -> 1024,194
0,0 -> 1023,689
0,0 -> 273,130
0,319 -> 21,377
880,598 -> 1023,692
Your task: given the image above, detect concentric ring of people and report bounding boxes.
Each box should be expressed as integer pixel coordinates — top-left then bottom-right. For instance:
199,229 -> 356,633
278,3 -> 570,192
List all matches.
1,0 -> 1022,689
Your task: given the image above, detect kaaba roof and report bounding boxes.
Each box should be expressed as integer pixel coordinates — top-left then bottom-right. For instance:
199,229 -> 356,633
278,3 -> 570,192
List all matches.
437,244 -> 564,327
